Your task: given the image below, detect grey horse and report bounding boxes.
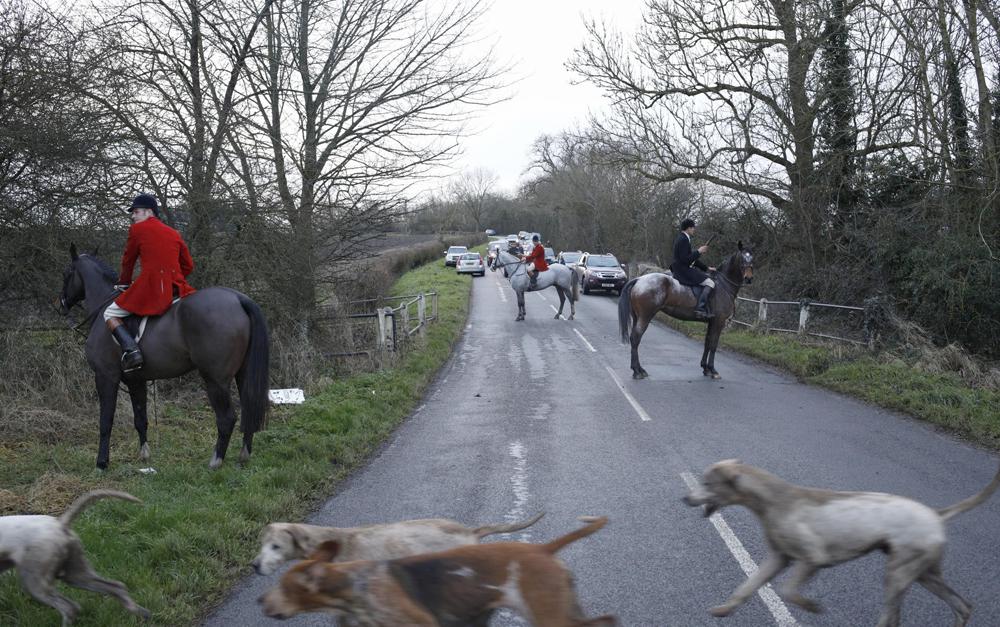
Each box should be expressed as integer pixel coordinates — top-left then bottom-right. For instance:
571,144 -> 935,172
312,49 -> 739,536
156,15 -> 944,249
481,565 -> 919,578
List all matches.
492,249 -> 579,321
58,245 -> 270,470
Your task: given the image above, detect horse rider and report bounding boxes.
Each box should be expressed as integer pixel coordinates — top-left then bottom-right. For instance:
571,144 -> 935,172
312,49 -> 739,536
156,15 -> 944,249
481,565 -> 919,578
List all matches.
670,218 -> 716,319
507,239 -> 523,256
103,194 -> 196,371
521,234 -> 548,289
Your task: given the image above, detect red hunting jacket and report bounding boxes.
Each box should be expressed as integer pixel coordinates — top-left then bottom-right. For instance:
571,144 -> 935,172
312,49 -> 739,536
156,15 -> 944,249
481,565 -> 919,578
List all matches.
525,244 -> 548,272
115,217 -> 196,316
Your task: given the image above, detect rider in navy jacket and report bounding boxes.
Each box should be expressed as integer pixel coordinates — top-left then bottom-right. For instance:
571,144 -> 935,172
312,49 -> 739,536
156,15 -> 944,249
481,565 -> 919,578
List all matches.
669,218 -> 715,318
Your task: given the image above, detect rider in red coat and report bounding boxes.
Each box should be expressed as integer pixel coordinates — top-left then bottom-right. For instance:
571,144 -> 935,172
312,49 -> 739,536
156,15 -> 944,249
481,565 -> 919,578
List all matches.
102,194 -> 196,371
522,234 -> 548,289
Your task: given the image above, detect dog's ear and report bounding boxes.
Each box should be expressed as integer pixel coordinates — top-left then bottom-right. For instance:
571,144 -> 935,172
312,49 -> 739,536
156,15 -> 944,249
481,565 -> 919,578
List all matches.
309,540 -> 341,562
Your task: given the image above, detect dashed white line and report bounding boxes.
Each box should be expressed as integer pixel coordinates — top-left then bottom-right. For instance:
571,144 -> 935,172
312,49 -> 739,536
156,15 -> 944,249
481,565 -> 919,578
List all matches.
680,472 -> 799,627
573,328 -> 597,352
604,365 -> 652,422
497,285 -> 508,302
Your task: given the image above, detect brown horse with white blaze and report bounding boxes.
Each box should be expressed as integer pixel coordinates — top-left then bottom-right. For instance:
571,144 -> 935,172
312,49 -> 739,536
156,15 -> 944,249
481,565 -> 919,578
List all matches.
618,243 -> 754,379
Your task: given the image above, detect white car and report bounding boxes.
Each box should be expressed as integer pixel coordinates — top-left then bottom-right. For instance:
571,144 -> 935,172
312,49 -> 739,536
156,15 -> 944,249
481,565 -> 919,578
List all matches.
456,252 -> 485,277
443,245 -> 468,266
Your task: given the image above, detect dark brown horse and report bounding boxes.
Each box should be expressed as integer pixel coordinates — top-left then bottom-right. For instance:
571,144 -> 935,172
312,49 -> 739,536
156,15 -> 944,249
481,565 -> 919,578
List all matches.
58,245 -> 269,469
618,243 -> 754,380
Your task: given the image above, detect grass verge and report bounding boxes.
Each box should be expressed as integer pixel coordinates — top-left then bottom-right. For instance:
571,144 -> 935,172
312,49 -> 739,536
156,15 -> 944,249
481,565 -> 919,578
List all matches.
656,315 -> 1000,448
0,257 -> 473,626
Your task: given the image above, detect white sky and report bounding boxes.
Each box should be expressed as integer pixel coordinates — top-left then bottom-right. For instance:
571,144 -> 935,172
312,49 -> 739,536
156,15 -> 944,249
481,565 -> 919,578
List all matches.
443,0 -> 646,196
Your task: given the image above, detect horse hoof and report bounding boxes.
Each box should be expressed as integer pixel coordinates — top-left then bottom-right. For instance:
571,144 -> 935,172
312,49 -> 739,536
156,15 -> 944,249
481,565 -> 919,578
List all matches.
96,460 -> 109,471
633,371 -> 648,380
569,314 -> 574,320
239,445 -> 250,463
139,443 -> 150,461
553,313 -> 561,319
703,370 -> 712,377
711,373 -> 722,380
209,454 -> 223,469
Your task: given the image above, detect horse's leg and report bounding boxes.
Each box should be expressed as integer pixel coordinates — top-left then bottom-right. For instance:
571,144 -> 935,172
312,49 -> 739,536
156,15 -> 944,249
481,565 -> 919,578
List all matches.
203,377 -> 237,469
554,286 -> 566,319
515,291 -> 525,321
126,379 -> 150,461
95,373 -> 121,470
630,315 -> 651,379
707,321 -> 723,379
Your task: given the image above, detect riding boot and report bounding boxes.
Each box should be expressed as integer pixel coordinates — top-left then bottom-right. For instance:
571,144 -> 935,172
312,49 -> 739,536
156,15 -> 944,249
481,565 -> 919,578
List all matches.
529,271 -> 538,290
695,286 -> 715,319
107,319 -> 144,371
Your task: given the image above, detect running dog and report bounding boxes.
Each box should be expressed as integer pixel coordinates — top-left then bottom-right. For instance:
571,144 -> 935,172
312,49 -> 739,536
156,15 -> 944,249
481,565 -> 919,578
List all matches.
684,459 -> 1000,626
259,516 -> 616,626
0,489 -> 150,625
253,512 -> 545,575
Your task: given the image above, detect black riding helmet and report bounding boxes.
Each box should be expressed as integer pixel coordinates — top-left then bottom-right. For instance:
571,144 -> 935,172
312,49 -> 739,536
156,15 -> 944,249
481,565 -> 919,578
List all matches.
127,193 -> 160,218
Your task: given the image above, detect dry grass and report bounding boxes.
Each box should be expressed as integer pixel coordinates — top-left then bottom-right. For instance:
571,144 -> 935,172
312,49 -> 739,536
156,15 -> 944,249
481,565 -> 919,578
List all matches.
888,314 -> 1000,390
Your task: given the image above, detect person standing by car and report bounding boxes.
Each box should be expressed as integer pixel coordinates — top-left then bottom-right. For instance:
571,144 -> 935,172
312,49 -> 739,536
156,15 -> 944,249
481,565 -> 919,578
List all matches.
670,218 -> 716,319
103,193 -> 196,371
521,234 -> 548,289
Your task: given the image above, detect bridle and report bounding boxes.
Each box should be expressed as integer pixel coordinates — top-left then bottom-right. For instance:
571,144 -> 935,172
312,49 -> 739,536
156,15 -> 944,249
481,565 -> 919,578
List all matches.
712,251 -> 753,297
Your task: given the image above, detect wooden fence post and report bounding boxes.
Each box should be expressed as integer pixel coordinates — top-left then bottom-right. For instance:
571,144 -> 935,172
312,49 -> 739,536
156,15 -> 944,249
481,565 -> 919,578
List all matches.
417,293 -> 427,338
798,299 -> 810,334
401,304 -> 410,341
376,307 -> 388,350
757,298 -> 768,331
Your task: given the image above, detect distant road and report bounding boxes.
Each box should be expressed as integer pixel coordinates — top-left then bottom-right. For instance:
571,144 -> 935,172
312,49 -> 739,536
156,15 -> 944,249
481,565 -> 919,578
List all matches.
206,267 -> 1000,626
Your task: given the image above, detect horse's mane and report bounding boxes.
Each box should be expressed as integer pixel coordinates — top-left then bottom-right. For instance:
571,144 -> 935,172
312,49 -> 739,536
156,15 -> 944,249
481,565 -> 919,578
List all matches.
80,254 -> 120,284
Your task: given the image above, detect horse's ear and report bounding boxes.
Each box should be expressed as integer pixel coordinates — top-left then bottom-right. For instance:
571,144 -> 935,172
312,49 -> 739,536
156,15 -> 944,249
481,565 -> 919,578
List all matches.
92,244 -> 100,256
70,243 -> 79,260
738,240 -> 743,251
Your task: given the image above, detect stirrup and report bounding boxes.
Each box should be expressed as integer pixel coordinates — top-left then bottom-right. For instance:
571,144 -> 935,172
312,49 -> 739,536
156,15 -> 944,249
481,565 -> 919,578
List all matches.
121,349 -> 144,372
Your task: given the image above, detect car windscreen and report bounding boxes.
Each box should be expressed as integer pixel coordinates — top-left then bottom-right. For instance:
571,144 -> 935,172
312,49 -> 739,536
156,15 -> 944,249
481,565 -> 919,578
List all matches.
587,256 -> 619,267
544,248 -> 554,257
560,252 -> 582,263
460,253 -> 479,260
447,247 -> 467,253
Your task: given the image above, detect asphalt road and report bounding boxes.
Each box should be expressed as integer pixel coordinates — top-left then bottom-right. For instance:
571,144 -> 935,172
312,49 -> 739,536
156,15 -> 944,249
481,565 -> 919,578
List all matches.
205,269 -> 1000,627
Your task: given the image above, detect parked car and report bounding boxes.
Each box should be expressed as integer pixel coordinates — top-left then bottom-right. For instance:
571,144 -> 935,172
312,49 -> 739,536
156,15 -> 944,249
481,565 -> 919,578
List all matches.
443,245 -> 468,266
557,250 -> 584,268
456,252 -> 486,277
543,247 -> 555,264
485,228 -> 496,236
579,253 -> 628,295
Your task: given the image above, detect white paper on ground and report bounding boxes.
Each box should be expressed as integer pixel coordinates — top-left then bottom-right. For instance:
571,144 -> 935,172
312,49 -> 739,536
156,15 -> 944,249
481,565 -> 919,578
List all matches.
269,388 -> 305,404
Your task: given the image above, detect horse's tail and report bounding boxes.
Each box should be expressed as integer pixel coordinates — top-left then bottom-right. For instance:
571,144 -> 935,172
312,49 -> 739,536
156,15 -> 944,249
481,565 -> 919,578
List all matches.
571,267 -> 580,302
618,278 -> 639,344
237,294 -> 270,435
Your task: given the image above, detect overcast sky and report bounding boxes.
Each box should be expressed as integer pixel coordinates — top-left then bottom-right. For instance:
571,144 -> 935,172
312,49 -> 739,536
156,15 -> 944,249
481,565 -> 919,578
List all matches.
440,0 -> 645,196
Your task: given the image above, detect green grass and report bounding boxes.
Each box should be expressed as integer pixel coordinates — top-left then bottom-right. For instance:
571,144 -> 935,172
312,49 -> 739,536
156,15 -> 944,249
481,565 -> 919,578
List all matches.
0,257 -> 473,626
657,314 -> 1000,447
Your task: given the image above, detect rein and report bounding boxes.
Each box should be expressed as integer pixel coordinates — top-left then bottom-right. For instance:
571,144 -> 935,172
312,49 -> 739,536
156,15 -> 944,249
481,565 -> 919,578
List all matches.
63,290 -> 123,338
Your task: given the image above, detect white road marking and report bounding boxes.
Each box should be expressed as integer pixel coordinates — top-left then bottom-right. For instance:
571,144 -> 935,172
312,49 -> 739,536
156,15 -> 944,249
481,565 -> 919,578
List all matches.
549,304 -> 565,320
497,285 -> 508,302
573,328 -> 597,352
604,365 -> 652,422
537,293 -> 548,301
504,441 -> 532,541
680,472 -> 799,627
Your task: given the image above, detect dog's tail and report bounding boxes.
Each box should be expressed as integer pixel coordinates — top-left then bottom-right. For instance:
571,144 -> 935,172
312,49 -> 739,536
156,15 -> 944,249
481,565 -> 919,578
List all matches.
60,490 -> 142,527
473,512 -> 545,538
543,516 -> 607,554
938,462 -> 1000,522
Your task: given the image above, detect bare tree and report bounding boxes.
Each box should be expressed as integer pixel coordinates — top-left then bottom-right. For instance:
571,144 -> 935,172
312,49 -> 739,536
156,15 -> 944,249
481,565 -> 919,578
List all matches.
449,167 -> 498,232
240,0 -> 504,316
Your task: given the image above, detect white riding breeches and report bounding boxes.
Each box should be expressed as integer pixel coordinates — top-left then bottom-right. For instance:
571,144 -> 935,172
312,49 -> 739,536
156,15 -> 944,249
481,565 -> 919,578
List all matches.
103,302 -> 133,321
701,278 -> 715,288
527,262 -> 536,272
